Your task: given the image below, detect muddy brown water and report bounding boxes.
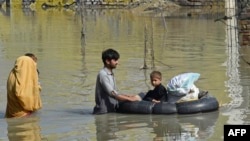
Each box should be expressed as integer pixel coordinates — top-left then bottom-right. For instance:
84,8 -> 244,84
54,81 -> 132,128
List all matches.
0,6 -> 250,141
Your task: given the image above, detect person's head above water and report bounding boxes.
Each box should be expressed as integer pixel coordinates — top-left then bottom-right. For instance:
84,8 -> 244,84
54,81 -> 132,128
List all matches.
25,53 -> 37,62
102,49 -> 120,65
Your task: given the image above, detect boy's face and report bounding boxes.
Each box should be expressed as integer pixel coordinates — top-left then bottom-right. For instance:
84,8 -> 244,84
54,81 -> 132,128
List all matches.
150,77 -> 161,87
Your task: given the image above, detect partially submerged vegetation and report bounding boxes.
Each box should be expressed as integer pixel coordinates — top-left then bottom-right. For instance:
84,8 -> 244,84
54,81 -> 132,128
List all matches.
127,0 -> 181,15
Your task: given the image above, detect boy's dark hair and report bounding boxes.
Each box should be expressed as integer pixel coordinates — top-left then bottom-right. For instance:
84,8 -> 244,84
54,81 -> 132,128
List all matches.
150,71 -> 162,80
102,49 -> 120,64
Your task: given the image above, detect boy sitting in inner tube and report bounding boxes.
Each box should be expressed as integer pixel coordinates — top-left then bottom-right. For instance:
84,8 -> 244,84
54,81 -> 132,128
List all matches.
143,71 -> 168,103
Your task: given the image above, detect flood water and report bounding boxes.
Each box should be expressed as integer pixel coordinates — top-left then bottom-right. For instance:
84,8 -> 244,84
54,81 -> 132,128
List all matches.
0,4 -> 250,141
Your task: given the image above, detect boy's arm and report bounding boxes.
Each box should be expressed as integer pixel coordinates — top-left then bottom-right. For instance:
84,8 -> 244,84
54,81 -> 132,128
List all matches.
143,90 -> 154,101
143,96 -> 153,101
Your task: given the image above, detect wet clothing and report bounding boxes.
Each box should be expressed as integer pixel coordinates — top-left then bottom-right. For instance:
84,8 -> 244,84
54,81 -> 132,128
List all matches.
143,84 -> 167,102
5,56 -> 42,118
93,67 -> 119,114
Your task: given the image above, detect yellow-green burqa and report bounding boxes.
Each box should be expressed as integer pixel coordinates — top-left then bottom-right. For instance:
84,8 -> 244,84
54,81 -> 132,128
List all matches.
5,56 -> 42,118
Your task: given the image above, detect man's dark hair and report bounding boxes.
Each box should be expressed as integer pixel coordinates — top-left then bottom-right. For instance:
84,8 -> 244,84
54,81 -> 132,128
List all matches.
102,49 -> 120,64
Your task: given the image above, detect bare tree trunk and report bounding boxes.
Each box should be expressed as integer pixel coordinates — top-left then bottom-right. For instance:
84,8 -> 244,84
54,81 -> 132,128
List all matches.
142,24 -> 149,69
80,0 -> 86,47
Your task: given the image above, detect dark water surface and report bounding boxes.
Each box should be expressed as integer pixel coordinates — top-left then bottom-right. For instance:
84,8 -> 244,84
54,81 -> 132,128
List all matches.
0,5 -> 249,141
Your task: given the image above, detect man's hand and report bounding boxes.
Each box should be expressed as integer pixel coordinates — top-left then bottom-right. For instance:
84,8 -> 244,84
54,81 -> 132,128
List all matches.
152,99 -> 160,103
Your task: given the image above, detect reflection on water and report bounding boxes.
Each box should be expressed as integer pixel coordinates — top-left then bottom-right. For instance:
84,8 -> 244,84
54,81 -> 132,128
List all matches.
1,2 -> 250,141
94,111 -> 219,141
6,116 -> 42,141
222,0 -> 246,125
